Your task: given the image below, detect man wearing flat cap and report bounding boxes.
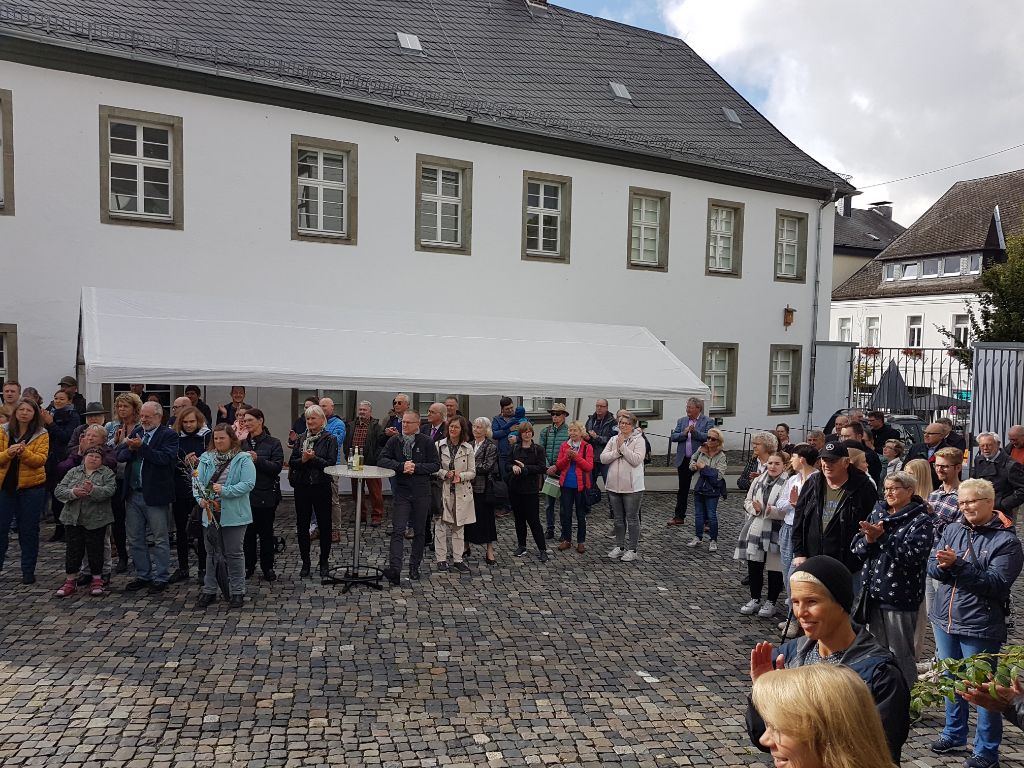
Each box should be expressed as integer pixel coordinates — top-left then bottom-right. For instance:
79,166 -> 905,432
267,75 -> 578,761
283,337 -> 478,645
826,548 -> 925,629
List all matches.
747,555 -> 910,763
791,441 -> 877,584
540,403 -> 570,539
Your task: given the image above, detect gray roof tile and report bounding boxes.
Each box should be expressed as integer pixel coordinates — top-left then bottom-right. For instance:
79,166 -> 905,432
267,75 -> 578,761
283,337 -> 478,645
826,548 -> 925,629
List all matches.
834,208 -> 906,251
0,0 -> 852,193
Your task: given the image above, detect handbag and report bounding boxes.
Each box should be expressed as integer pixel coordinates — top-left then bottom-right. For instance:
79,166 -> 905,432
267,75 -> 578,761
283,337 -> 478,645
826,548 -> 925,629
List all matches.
486,457 -> 509,506
541,476 -> 561,499
584,486 -> 602,507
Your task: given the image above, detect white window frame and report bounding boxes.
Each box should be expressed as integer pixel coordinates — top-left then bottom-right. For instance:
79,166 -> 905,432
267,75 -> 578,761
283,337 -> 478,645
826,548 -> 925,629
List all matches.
837,317 -> 852,342
702,344 -> 737,416
296,145 -> 348,237
107,120 -> 173,221
708,205 -> 735,272
630,195 -> 661,265
864,316 -> 881,347
775,214 -> 800,278
921,257 -> 939,278
940,256 -> 961,276
907,315 -> 923,347
524,180 -> 562,257
969,253 -> 982,274
519,396 -> 566,421
953,314 -> 970,347
768,346 -> 800,414
883,263 -> 900,281
419,165 -> 462,247
900,262 -> 920,280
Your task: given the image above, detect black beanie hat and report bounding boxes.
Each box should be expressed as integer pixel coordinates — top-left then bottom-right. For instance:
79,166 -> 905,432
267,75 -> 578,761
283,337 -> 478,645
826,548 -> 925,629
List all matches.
790,555 -> 854,614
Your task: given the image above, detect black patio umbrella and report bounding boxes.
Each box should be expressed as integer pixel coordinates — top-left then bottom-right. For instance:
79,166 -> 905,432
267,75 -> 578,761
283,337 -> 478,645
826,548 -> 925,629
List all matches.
867,360 -> 915,412
913,394 -> 970,411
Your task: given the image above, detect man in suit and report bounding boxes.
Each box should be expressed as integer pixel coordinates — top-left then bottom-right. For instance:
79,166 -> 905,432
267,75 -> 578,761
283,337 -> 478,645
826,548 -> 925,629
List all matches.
972,432 -> 1024,518
378,411 -> 441,585
904,422 -> 950,492
936,417 -> 966,450
420,402 -> 448,544
117,400 -> 179,594
668,397 -> 715,526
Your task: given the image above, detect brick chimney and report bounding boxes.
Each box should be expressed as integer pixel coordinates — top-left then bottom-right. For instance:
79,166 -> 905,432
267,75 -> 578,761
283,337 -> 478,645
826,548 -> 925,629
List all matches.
841,195 -> 853,217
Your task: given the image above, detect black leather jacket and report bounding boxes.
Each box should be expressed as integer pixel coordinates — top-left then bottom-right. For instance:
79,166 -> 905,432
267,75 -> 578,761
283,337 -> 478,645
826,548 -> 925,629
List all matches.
287,431 -> 338,487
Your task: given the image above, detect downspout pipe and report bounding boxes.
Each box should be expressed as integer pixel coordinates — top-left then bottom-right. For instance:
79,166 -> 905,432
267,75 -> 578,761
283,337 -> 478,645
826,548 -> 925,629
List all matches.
805,186 -> 840,431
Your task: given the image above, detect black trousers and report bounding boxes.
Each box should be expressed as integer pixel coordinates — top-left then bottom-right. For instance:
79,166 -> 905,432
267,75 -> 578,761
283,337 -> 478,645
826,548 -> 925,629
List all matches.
295,483 -> 332,567
244,505 -> 277,574
389,490 -> 430,574
747,560 -> 784,602
674,462 -> 695,519
510,491 -> 546,551
66,524 -> 106,576
111,481 -> 128,561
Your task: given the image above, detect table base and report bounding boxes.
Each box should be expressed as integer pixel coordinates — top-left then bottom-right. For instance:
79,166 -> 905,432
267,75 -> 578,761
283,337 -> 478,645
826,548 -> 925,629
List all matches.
323,565 -> 385,593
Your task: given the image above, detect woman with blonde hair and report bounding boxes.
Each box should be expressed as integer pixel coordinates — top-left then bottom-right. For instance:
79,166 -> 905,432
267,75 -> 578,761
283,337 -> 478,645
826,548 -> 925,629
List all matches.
554,420 -> 594,553
685,427 -> 726,551
904,459 -> 934,508
752,664 -> 897,768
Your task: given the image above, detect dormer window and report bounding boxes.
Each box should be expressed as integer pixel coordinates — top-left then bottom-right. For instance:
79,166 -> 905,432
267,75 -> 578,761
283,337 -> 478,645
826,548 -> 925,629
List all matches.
883,263 -> 901,281
900,262 -> 919,280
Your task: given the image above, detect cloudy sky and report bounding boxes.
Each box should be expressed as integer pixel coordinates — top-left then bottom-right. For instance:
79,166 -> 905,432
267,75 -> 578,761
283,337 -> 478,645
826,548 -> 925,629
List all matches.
560,0 -> 1024,227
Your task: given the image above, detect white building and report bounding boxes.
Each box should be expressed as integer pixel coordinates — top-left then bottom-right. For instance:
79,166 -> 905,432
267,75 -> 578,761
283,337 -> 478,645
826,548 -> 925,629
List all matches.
830,168 -> 1024,411
0,0 -> 852,446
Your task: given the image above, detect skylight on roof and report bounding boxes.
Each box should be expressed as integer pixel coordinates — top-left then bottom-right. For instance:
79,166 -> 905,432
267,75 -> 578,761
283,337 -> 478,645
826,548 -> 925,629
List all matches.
396,32 -> 423,53
722,106 -> 742,126
609,81 -> 632,102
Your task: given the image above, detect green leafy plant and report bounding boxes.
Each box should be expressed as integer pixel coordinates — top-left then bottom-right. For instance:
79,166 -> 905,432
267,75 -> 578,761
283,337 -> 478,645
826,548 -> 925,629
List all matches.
911,645 -> 1024,719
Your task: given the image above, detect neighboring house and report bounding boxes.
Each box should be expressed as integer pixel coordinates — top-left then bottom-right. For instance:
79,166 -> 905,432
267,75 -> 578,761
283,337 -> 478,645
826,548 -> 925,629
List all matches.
830,168 -> 1024,406
0,0 -> 853,440
832,199 -> 906,289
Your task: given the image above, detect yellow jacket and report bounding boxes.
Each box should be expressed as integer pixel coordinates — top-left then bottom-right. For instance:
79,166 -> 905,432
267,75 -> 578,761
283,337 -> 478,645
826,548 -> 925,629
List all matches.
0,426 -> 49,490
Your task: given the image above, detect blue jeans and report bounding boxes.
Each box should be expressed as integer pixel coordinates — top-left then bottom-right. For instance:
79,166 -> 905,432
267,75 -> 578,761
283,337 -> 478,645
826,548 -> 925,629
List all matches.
545,495 -> 558,532
779,522 -> 794,595
693,494 -> 719,541
0,486 -> 46,577
559,488 -> 587,543
125,492 -> 171,584
932,623 -> 1003,758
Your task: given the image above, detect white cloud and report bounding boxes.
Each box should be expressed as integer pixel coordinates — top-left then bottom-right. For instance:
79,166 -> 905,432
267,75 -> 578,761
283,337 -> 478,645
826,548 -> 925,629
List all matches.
662,0 -> 1024,225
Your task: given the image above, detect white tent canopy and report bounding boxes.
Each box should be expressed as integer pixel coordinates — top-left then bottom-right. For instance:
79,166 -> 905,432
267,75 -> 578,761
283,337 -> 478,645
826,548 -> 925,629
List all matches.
80,287 -> 710,400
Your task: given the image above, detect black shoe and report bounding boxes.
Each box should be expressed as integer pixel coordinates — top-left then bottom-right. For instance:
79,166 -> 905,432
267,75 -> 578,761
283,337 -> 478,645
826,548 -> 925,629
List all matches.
436,562 -> 449,572
124,578 -> 151,592
196,593 -> 217,609
115,558 -> 129,574
300,564 -> 311,578
538,550 -> 549,562
382,567 -> 401,586
545,530 -> 555,541
514,546 -> 528,557
409,568 -> 421,581
21,574 -> 36,585
741,575 -> 751,586
76,573 -> 92,587
167,569 -> 189,585
464,546 -> 472,557
319,565 -> 330,579
102,573 -> 111,586
49,530 -> 65,543
245,568 -> 255,579
147,582 -> 167,594
197,570 -> 206,584
264,570 -> 278,582
228,594 -> 244,609
452,561 -> 470,573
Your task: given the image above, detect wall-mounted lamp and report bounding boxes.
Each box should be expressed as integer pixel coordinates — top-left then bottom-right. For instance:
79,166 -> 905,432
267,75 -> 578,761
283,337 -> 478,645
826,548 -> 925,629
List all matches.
783,305 -> 796,330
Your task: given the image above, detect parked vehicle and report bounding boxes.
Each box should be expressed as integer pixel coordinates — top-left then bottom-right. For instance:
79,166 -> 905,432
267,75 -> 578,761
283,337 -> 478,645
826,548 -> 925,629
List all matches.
822,409 -> 925,447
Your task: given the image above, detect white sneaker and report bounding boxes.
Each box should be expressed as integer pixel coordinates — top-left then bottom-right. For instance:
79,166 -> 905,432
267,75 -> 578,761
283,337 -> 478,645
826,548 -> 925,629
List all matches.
758,600 -> 777,619
739,599 -> 761,615
620,550 -> 637,562
708,541 -> 718,552
686,537 -> 702,548
607,547 -> 623,559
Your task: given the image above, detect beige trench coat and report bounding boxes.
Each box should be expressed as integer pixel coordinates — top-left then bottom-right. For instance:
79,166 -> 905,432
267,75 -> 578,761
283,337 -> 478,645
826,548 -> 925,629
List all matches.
435,441 -> 477,526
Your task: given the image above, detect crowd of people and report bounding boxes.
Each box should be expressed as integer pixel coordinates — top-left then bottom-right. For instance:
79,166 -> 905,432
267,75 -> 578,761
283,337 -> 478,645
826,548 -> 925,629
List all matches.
6,379 -> 1024,766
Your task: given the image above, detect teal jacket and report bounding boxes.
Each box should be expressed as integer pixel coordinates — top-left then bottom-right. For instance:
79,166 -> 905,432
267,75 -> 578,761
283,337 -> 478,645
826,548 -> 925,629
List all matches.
194,451 -> 255,528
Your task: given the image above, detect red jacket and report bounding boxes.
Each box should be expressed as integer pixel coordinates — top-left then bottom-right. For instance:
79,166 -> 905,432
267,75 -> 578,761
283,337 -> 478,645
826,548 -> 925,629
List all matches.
555,441 -> 593,490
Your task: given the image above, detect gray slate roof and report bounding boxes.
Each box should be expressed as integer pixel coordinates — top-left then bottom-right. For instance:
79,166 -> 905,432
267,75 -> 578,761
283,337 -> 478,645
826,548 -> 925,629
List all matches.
832,168 -> 1024,302
877,168 -> 1024,261
0,0 -> 852,194
834,208 -> 905,252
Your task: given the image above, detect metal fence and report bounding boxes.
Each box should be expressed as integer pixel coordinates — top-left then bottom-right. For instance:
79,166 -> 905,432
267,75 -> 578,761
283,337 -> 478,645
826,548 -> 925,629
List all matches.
971,343 -> 1024,438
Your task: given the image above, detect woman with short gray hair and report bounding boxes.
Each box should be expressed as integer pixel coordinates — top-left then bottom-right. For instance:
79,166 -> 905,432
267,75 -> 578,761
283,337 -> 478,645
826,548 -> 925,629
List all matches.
737,432 -> 779,492
850,469 -> 934,687
602,411 -> 645,562
286,404 -> 338,578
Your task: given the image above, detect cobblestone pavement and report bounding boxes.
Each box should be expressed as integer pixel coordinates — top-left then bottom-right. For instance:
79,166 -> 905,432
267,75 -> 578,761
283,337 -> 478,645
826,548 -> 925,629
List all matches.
2,492 -> 1024,767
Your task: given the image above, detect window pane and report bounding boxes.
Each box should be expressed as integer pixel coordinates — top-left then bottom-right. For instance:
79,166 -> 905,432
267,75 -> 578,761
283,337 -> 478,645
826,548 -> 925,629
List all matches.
526,213 -> 540,250
322,153 -> 345,183
970,254 -> 981,272
143,181 -> 169,201
143,197 -> 170,215
297,150 -> 319,180
527,182 -> 540,208
323,201 -> 343,221
441,169 -> 460,198
631,197 -> 641,221
322,214 -> 344,233
110,123 -> 137,156
111,193 -> 137,212
323,187 -> 344,205
109,177 -> 137,196
110,162 -> 138,181
421,166 -> 439,195
542,184 -> 560,210
420,199 -> 438,241
142,126 -> 169,160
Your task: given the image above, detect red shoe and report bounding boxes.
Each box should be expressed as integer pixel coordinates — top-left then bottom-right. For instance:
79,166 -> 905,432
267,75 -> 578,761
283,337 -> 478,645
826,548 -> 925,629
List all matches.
89,576 -> 106,596
576,543 -> 586,554
666,518 -> 686,527
55,579 -> 76,597
557,541 -> 572,551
